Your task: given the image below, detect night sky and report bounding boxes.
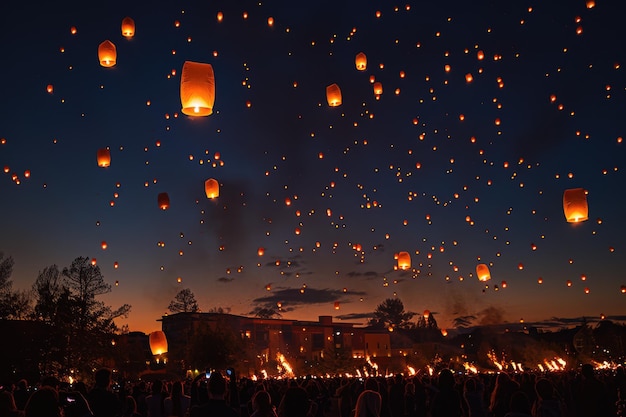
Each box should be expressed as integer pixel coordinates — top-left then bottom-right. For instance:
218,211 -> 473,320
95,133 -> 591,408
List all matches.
1,0 -> 625,334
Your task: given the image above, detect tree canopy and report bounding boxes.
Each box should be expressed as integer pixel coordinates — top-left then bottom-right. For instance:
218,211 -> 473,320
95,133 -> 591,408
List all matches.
370,298 -> 416,329
168,288 -> 200,313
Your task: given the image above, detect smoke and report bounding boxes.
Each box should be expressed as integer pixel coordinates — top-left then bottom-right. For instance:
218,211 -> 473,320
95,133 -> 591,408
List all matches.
477,306 -> 506,326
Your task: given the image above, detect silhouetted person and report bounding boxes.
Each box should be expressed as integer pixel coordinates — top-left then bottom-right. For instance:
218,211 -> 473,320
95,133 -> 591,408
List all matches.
88,368 -> 122,417
490,373 -> 520,417
429,369 -> 462,417
278,386 -> 312,417
389,375 -> 404,417
574,364 -> 609,417
164,381 -> 191,417
122,396 -> 142,417
25,386 -> 61,417
504,391 -> 531,417
145,380 -> 166,417
13,379 -> 30,411
250,390 -> 278,417
532,378 -> 563,417
464,377 -> 488,417
354,390 -> 382,417
190,372 -> 239,417
0,390 -> 24,417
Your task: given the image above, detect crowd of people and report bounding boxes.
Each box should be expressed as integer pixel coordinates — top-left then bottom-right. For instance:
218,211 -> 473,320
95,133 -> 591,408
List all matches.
1,364 -> 625,417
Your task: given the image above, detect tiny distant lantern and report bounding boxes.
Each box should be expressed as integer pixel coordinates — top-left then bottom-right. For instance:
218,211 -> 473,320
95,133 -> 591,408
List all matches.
205,178 -> 219,198
423,310 -> 430,319
326,83 -> 342,107
97,148 -> 111,167
257,247 -> 265,256
373,82 -> 383,95
149,331 -> 168,355
355,52 -> 367,71
397,251 -> 411,270
157,192 -> 170,210
46,84 -> 54,94
563,188 -> 588,223
476,263 -> 491,282
121,17 -> 135,38
621,285 -> 626,293
98,40 -> 117,67
334,301 -> 340,310
180,61 -> 215,116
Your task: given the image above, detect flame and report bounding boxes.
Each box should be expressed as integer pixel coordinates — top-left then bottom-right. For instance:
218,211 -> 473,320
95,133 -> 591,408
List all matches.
366,355 -> 379,371
276,353 -> 294,377
463,362 -> 478,374
427,365 -> 434,376
407,366 -> 416,376
487,350 -> 505,371
261,369 -> 268,379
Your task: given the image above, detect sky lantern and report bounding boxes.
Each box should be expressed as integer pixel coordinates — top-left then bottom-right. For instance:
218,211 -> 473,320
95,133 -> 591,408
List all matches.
205,178 -> 219,198
217,11 -> 223,22
121,17 -> 135,38
621,285 -> 626,293
180,61 -> 215,116
149,331 -> 168,355
326,83 -> 342,107
586,0 -> 595,8
334,301 -> 340,310
373,82 -> 383,95
563,188 -> 588,222
46,85 -> 53,94
97,148 -> 111,167
98,40 -> 117,67
355,52 -> 367,70
397,251 -> 411,270
476,263 -> 491,281
257,247 -> 265,256
158,192 -> 170,210
423,310 -> 430,319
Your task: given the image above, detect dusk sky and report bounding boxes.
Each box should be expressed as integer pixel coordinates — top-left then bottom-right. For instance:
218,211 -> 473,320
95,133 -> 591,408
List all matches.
1,0 -> 625,334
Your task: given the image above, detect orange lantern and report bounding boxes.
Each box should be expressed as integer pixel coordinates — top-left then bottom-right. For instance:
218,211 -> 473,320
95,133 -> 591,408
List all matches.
334,301 -> 340,310
158,193 -> 170,210
257,247 -> 265,256
355,52 -> 367,71
121,17 -> 135,38
373,82 -> 383,95
149,331 -> 168,355
563,188 -> 588,222
205,178 -> 219,198
326,83 -> 342,107
476,264 -> 491,281
46,85 -> 54,94
423,310 -> 430,319
98,40 -> 117,67
397,251 -> 411,270
180,61 -> 215,116
97,148 -> 111,167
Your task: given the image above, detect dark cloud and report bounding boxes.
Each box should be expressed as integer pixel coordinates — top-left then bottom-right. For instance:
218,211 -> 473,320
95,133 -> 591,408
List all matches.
252,286 -> 367,310
335,312 -> 375,321
217,277 -> 234,283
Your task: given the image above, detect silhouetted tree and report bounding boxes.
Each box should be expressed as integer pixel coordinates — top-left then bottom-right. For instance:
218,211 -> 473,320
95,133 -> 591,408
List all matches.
0,253 -> 32,319
168,288 -> 200,313
251,307 -> 282,319
370,298 -> 416,329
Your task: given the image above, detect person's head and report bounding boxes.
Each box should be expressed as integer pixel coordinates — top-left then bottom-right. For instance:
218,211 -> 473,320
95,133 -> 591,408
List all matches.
252,390 -> 272,412
123,395 -> 138,416
151,380 -> 163,395
354,390 -> 382,417
404,382 -> 415,395
281,387 -> 310,417
437,369 -> 455,390
208,372 -> 226,398
535,378 -> 554,401
581,364 -> 595,379
18,379 -> 28,390
509,391 -> 530,414
364,377 -> 379,392
0,391 -> 18,412
171,381 -> 183,397
25,386 -> 61,417
94,368 -> 112,389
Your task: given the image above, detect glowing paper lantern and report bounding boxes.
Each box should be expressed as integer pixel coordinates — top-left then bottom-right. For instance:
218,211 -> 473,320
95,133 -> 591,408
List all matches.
397,251 -> 411,270
373,82 -> 383,95
121,17 -> 135,38
334,301 -> 340,310
180,61 -> 215,116
205,178 -> 219,198
476,264 -> 491,281
355,52 -> 367,70
257,247 -> 265,256
158,193 -> 170,210
326,83 -> 342,107
97,149 -> 111,167
98,40 -> 117,67
563,188 -> 588,222
46,85 -> 54,94
149,331 -> 168,355
423,310 -> 430,319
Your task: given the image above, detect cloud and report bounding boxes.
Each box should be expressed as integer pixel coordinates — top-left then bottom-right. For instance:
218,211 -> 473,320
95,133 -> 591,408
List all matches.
217,277 -> 234,283
252,286 -> 367,310
477,306 -> 505,326
335,312 -> 375,321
